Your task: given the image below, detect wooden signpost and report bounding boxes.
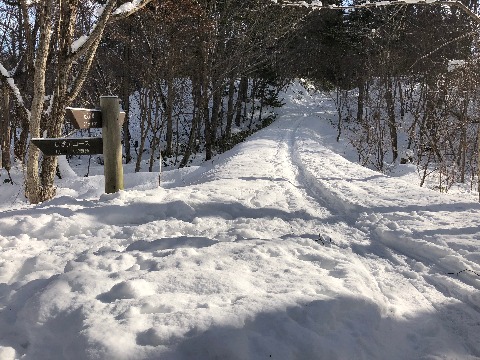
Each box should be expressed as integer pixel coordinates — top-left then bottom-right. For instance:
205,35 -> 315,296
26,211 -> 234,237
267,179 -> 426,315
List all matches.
100,96 -> 124,194
31,96 -> 126,194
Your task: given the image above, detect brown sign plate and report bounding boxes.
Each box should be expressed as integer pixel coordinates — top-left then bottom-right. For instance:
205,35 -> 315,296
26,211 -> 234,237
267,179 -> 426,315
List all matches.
66,108 -> 126,129
66,108 -> 102,129
31,137 -> 103,156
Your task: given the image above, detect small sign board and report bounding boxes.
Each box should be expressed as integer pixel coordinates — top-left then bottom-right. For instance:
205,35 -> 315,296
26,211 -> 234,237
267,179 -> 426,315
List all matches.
31,137 -> 103,156
66,108 -> 102,129
66,107 -> 126,129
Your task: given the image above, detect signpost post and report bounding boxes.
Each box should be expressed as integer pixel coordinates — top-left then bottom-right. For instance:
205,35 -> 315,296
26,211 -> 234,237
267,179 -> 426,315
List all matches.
31,96 -> 126,194
100,96 -> 124,194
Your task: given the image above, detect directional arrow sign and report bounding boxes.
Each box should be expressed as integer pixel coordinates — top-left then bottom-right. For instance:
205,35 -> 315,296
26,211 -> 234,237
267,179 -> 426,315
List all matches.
31,137 -> 103,156
66,108 -> 126,129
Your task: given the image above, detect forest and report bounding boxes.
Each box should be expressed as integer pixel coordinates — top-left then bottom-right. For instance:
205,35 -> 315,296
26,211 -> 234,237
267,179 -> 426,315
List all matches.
0,0 -> 479,203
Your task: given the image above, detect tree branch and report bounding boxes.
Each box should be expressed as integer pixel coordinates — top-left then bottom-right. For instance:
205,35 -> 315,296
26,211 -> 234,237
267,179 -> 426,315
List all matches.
69,0 -> 117,62
409,29 -> 479,69
67,0 -> 154,102
69,0 -> 154,64
280,0 -> 480,25
67,36 -> 103,103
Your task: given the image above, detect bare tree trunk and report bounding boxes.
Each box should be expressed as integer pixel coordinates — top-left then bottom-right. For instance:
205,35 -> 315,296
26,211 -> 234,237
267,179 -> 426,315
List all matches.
199,37 -> 213,162
180,79 -> 201,168
257,83 -> 265,123
210,78 -> 223,150
148,90 -> 162,172
40,0 -> 78,201
135,89 -> 152,172
122,24 -> 133,164
122,98 -> 132,164
477,121 -> 480,202
356,79 -> 365,124
460,126 -> 467,183
225,76 -> 236,140
25,0 -> 54,204
459,98 -> 468,183
397,80 -> 405,121
235,77 -> 248,127
203,82 -> 211,161
248,78 -> 257,129
1,82 -> 11,171
14,0 -> 35,164
336,88 -> 343,142
165,71 -> 174,157
385,76 -> 398,163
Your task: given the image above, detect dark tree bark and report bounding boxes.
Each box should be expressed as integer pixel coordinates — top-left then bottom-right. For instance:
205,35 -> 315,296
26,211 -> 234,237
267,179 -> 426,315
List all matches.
234,77 -> 248,127
165,71 -> 175,157
1,83 -> 11,171
225,76 -> 236,140
210,78 -> 223,151
180,79 -> 201,168
385,77 -> 398,163
122,22 -> 133,164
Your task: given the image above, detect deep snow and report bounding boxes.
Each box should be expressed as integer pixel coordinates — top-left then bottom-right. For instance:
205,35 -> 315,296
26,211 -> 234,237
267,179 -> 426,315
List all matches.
0,84 -> 479,360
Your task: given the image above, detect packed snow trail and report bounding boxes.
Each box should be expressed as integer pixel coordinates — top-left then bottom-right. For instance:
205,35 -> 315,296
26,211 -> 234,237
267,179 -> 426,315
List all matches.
286,88 -> 480,357
0,84 -> 479,359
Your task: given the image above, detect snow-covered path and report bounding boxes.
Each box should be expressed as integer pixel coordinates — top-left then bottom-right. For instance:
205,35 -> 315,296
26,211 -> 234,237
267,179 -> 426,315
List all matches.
0,85 -> 479,360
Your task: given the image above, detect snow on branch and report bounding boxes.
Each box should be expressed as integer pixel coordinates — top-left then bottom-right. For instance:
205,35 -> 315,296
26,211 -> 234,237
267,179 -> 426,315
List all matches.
70,0 -> 154,60
113,0 -> 144,15
111,0 -> 154,19
70,1 -> 115,59
0,61 -> 30,117
277,0 -> 480,24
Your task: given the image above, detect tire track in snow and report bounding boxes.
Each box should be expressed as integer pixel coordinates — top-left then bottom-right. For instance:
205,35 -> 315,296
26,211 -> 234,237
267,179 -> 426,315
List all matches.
262,118 -> 434,352
288,116 -> 480,289
283,112 -> 480,356
268,118 -> 333,220
271,113 -> 480,360
271,116 -> 423,314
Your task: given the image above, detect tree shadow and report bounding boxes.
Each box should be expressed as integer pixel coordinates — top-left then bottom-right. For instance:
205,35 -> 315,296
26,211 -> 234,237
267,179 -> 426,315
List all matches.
0,196 -> 331,232
156,296 -> 480,360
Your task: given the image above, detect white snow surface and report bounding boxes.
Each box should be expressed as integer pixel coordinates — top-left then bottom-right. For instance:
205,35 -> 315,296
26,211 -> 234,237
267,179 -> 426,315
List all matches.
1,84 -> 480,360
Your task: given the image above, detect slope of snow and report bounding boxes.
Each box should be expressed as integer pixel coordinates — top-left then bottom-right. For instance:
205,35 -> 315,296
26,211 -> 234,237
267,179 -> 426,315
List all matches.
0,84 -> 479,360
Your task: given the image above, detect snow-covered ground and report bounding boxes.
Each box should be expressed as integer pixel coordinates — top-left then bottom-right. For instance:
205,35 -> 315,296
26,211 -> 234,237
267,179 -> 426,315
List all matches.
0,84 -> 479,360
